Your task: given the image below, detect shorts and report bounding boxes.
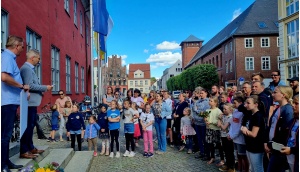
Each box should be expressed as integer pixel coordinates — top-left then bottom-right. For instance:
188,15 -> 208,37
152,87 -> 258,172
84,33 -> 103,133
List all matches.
234,143 -> 247,155
167,119 -> 172,128
52,124 -> 59,130
124,123 -> 134,134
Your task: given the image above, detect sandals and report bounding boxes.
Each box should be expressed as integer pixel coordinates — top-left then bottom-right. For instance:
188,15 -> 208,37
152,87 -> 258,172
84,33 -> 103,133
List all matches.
216,161 -> 225,167
207,158 -> 215,165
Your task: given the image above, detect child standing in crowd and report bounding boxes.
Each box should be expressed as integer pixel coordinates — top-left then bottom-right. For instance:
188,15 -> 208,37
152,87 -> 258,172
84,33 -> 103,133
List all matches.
179,107 -> 196,154
123,100 -> 136,157
229,97 -> 249,172
140,104 -> 155,157
107,100 -> 121,158
66,104 -> 86,151
50,104 -> 60,142
218,103 -> 235,172
132,102 -> 141,147
97,104 -> 110,156
204,96 -> 223,165
64,101 -> 72,141
241,95 -> 265,172
84,115 -> 100,156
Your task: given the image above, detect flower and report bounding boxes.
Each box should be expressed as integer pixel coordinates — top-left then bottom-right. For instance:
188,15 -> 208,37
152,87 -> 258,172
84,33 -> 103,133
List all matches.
36,168 -> 45,172
19,162 -> 63,172
198,111 -> 211,118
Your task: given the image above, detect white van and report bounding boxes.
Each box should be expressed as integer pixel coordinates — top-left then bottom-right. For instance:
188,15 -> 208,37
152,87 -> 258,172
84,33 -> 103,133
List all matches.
172,91 -> 181,99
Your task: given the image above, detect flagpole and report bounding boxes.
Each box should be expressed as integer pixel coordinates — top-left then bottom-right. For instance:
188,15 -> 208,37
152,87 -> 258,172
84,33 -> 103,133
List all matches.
90,0 -> 94,106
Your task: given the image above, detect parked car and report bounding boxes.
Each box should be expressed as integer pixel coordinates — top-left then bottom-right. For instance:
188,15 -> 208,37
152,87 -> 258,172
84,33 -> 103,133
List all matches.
172,91 -> 181,99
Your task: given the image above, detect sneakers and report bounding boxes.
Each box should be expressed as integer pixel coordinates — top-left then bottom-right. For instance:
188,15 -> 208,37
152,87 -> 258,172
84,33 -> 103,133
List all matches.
135,142 -> 139,147
143,152 -> 148,157
147,152 -> 154,158
219,165 -> 229,172
187,149 -> 192,154
51,139 -> 58,142
115,152 -> 120,158
67,137 -> 70,141
170,142 -> 174,148
47,137 -> 52,142
81,138 -> 84,143
93,151 -> 98,157
60,138 -> 64,142
105,149 -> 110,156
109,152 -> 114,158
156,151 -> 164,155
128,151 -> 135,157
179,146 -> 185,152
123,150 -> 130,157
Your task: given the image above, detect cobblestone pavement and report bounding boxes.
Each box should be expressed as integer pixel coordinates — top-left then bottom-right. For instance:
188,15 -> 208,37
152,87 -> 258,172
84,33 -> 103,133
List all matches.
32,127 -> 220,172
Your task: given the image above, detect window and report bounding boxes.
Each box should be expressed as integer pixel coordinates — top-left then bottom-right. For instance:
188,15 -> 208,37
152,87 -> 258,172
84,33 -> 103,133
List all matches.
216,56 -> 219,68
140,80 -> 143,86
114,80 -> 116,86
286,0 -> 299,16
244,38 -> 253,48
64,0 -> 69,13
277,56 -> 281,70
225,44 -> 228,53
288,64 -> 299,78
51,46 -> 60,92
230,42 -> 233,51
81,67 -> 85,93
225,61 -> 228,73
261,56 -> 270,70
261,37 -> 270,47
135,81 -> 138,86
287,19 -> 299,58
257,22 -> 267,28
80,11 -> 83,34
73,0 -> 77,25
245,57 -> 254,70
75,62 -> 79,93
66,56 -> 71,92
140,88 -> 143,92
220,53 -> 222,67
26,29 -> 42,83
1,10 -> 8,51
277,37 -> 280,47
86,23 -> 89,45
229,60 -> 232,72
145,80 -> 148,85
130,81 -> 133,86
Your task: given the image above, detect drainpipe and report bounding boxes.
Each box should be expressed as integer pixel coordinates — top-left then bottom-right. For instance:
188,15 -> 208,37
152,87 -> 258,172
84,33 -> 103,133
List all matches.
233,36 -> 237,88
84,6 -> 89,98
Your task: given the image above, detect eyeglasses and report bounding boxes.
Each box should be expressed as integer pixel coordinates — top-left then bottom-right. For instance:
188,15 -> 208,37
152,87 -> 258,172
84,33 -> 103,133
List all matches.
59,93 -> 64,95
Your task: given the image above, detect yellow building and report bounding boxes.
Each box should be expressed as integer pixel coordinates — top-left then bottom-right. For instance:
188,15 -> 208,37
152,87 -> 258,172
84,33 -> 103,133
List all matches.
278,0 -> 299,83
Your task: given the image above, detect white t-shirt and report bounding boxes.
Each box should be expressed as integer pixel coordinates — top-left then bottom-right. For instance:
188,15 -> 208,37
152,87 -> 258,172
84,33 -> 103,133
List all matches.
164,98 -> 173,119
140,112 -> 154,131
133,109 -> 139,124
123,108 -> 135,123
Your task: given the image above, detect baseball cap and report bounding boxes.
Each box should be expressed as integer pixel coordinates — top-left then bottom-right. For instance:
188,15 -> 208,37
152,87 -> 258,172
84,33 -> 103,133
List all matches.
287,77 -> 299,82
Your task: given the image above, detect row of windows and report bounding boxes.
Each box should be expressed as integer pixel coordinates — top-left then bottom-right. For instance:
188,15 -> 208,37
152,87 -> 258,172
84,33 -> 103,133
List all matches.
244,37 -> 279,48
64,0 -> 83,34
175,68 -> 182,72
129,80 -> 149,86
128,87 -> 149,93
108,80 -> 126,86
51,46 -> 85,93
204,54 -> 223,68
245,56 -> 274,71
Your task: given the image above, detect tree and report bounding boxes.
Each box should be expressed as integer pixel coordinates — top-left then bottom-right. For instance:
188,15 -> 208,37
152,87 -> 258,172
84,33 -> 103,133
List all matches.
151,77 -> 157,83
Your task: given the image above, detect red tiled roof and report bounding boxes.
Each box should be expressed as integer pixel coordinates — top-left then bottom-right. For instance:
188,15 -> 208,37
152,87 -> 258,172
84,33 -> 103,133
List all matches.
128,63 -> 151,79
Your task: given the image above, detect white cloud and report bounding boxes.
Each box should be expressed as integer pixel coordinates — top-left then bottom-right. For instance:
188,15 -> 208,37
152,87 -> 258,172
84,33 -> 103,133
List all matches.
144,49 -> 149,53
156,41 -> 181,50
146,51 -> 181,67
231,8 -> 241,21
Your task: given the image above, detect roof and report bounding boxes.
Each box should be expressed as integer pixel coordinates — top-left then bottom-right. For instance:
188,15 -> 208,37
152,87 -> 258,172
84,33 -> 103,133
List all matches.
180,35 -> 204,45
185,0 -> 278,68
128,63 -> 151,79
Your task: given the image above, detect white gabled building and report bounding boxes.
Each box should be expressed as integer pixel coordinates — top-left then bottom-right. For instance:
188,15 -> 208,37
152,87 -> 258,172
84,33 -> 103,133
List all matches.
161,59 -> 183,90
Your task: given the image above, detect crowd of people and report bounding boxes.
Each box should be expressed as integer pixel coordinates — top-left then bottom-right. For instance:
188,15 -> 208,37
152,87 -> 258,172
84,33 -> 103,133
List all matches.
1,35 -> 299,172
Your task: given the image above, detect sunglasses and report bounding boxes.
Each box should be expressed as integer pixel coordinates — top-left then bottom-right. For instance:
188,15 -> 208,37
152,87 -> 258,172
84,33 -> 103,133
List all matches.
59,93 -> 64,95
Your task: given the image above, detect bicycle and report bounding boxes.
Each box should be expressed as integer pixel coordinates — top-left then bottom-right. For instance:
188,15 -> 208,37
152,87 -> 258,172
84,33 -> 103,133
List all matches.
38,103 -> 52,134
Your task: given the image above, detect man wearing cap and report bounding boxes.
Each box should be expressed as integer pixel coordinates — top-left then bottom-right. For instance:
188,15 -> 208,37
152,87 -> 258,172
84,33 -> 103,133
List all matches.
287,77 -> 299,97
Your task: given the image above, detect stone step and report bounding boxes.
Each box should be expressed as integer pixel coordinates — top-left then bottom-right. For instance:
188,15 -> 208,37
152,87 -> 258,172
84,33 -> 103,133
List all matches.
9,142 -> 20,158
10,145 -> 49,171
64,151 -> 94,172
38,148 -> 74,169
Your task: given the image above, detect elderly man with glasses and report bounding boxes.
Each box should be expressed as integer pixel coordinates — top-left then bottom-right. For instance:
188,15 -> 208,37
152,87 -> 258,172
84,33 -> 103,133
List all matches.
267,70 -> 286,91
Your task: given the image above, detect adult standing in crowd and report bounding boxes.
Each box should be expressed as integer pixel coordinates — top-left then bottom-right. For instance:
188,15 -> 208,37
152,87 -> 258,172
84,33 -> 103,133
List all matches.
242,81 -> 252,98
147,90 -> 156,106
162,91 -> 173,147
287,77 -> 299,97
152,93 -> 172,154
19,49 -> 53,159
1,35 -> 29,172
268,70 -> 286,91
193,88 -> 210,159
173,93 -> 188,148
211,85 -> 220,97
265,86 -> 293,172
55,90 -> 72,113
251,72 -> 273,98
102,86 -> 114,108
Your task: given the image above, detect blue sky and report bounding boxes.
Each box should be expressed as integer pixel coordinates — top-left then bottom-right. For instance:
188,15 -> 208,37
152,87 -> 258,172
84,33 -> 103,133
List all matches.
105,0 -> 255,78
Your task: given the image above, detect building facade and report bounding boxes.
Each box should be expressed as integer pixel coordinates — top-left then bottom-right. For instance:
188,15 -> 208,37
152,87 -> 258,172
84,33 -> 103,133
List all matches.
161,59 -> 183,90
278,0 -> 299,83
2,0 -> 92,111
101,55 -> 128,93
183,0 -> 280,88
128,63 -> 151,93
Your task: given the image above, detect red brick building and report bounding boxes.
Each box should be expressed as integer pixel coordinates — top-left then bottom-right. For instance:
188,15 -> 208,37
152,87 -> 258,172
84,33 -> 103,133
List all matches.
101,55 -> 128,93
128,64 -> 151,93
183,0 -> 279,88
2,0 -> 92,111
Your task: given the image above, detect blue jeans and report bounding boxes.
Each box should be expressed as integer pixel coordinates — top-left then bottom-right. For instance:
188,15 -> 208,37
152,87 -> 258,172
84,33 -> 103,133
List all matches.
154,118 -> 167,152
20,107 -> 37,154
186,136 -> 193,149
246,151 -> 264,172
1,104 -> 19,169
194,125 -> 206,153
